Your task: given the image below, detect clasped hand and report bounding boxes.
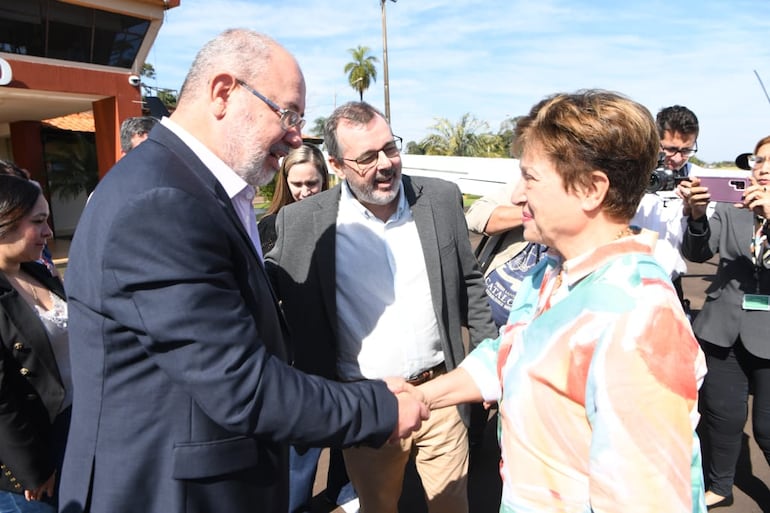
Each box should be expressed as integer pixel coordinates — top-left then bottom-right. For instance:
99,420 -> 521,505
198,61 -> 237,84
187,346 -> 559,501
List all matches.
383,377 -> 429,442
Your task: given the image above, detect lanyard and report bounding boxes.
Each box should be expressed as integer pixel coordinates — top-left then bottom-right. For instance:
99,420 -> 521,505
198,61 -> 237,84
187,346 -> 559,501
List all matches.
751,216 -> 769,292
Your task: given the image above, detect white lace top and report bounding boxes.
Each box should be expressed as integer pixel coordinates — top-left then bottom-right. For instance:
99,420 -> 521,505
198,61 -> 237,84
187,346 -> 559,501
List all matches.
33,291 -> 72,412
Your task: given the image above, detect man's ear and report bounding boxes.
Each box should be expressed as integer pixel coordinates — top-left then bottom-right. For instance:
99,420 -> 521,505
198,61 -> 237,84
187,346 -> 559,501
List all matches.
580,170 -> 610,212
328,157 -> 347,181
209,73 -> 238,119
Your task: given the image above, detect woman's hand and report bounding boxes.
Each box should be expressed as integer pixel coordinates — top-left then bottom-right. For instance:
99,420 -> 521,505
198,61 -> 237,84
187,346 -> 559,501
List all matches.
738,177 -> 770,218
24,471 -> 55,502
677,177 -> 709,219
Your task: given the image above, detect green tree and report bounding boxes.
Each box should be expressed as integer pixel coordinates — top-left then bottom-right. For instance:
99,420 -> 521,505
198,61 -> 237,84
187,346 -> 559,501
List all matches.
43,130 -> 98,199
155,88 -> 178,111
405,141 -> 426,155
139,62 -> 177,112
344,45 -> 378,101
140,62 -> 156,80
419,113 -> 491,157
492,116 -> 523,157
310,116 -> 327,138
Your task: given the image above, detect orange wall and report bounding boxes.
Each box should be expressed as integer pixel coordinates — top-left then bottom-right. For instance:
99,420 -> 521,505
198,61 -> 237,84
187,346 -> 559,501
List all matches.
5,58 -> 142,177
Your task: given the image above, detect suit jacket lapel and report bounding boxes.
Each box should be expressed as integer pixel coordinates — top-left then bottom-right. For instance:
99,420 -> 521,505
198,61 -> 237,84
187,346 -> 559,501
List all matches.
404,177 -> 445,326
0,268 -> 64,397
151,124 -> 263,265
150,124 -> 288,335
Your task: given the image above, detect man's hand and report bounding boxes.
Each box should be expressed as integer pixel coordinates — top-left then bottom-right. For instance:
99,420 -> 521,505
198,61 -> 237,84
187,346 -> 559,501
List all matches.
388,389 -> 429,443
382,376 -> 426,404
678,177 -> 709,220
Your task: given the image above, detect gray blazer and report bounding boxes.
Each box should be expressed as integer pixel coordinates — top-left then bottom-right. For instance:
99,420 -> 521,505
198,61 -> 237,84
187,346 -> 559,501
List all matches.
682,202 -> 770,358
266,175 -> 498,423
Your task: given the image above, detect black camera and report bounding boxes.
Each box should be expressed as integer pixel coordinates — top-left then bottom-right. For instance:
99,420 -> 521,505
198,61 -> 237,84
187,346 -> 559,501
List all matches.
647,152 -> 686,193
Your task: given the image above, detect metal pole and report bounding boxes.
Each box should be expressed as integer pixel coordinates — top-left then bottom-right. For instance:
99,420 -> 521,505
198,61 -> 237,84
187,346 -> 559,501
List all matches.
754,70 -> 770,107
381,0 -> 391,123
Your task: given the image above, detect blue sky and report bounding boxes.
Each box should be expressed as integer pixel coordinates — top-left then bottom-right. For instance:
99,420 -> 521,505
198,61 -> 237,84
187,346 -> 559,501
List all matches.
147,0 -> 770,163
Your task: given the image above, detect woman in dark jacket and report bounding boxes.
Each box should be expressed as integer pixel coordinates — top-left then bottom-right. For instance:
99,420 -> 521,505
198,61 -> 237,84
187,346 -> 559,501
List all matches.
681,134 -> 770,507
0,175 -> 70,513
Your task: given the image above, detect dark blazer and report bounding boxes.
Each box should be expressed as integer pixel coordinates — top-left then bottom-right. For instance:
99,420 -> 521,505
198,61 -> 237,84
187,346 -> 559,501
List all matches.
682,203 -> 770,358
266,175 -> 498,423
58,123 -> 398,513
0,262 -> 66,494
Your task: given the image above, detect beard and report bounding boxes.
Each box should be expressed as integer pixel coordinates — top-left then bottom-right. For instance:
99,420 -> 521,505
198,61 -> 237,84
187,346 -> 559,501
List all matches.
346,168 -> 402,206
222,115 -> 277,187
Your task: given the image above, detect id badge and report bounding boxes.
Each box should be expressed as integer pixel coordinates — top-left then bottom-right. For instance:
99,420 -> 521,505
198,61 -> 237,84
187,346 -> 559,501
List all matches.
742,294 -> 770,311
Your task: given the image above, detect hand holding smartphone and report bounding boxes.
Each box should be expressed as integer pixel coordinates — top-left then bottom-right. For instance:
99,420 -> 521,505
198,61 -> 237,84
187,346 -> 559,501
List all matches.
694,170 -> 752,203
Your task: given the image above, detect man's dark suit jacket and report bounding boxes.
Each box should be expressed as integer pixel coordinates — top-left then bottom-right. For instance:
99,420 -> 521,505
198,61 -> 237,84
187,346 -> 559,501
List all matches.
0,262 -> 66,494
59,123 -> 398,513
266,175 -> 498,424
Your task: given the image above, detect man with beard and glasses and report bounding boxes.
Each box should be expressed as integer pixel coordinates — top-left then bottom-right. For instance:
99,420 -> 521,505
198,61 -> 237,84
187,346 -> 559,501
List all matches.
58,31 -> 428,513
266,102 -> 497,513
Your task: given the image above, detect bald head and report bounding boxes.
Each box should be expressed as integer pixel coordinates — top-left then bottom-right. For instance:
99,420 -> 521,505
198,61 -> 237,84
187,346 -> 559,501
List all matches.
170,29 -> 306,187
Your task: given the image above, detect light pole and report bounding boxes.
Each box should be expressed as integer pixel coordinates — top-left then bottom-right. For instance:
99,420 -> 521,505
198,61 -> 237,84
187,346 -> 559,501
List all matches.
380,0 -> 396,123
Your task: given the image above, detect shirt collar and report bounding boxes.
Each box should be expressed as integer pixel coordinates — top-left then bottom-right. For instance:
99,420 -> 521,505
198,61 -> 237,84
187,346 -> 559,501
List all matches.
558,229 -> 658,287
160,117 -> 251,201
339,179 -> 406,223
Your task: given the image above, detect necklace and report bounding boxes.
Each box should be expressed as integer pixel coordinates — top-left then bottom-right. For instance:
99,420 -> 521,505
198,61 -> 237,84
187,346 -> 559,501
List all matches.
28,280 -> 39,304
616,226 -> 637,240
2,271 -> 42,306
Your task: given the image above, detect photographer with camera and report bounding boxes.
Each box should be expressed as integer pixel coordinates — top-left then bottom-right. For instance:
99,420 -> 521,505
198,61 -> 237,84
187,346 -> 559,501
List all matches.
631,105 -> 705,313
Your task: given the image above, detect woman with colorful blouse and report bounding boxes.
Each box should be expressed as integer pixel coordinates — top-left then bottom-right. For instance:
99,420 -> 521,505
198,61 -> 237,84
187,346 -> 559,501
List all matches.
419,89 -> 707,513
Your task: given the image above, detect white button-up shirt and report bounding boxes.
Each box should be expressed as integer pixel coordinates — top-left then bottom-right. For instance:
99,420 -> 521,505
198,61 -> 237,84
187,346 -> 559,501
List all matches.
335,181 -> 443,381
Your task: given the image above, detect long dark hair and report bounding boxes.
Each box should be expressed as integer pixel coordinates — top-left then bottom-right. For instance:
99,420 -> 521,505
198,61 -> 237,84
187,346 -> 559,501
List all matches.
0,175 -> 41,238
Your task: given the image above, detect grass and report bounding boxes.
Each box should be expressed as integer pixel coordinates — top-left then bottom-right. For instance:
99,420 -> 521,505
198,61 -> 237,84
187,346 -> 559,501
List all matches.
463,194 -> 480,209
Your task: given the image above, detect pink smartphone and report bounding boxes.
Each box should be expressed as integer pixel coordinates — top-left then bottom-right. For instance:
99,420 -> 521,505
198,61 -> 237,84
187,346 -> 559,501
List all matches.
698,175 -> 750,203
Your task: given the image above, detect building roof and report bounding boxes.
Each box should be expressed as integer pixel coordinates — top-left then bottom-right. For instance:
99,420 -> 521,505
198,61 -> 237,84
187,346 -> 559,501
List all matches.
41,111 -> 95,132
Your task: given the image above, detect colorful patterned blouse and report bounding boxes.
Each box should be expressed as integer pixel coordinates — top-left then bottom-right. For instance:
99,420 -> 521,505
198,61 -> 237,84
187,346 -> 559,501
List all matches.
461,234 -> 707,513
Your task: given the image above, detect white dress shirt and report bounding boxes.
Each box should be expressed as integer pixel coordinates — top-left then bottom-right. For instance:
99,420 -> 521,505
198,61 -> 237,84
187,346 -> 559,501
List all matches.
335,181 -> 443,381
632,193 -> 688,279
160,117 -> 263,260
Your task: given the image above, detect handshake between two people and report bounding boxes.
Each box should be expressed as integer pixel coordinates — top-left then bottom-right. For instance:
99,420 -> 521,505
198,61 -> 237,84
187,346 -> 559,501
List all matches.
383,376 -> 429,443
383,367 -> 484,443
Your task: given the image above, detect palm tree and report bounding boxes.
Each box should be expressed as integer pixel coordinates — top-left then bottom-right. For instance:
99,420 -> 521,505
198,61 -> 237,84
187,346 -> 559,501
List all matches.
419,113 -> 490,157
310,116 -> 327,138
344,45 -> 378,101
43,130 -> 99,199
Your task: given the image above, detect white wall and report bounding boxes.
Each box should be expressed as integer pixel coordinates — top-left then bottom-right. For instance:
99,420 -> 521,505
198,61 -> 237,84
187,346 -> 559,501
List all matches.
400,154 -> 519,196
327,154 -> 519,196
50,190 -> 87,237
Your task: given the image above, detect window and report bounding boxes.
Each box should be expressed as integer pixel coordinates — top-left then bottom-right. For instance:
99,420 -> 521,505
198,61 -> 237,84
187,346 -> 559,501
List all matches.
0,0 -> 149,69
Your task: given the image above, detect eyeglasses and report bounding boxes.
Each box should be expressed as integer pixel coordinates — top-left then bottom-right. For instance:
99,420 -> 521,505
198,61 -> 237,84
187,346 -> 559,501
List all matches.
660,142 -> 698,158
236,78 -> 305,131
341,136 -> 403,175
749,155 -> 767,168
